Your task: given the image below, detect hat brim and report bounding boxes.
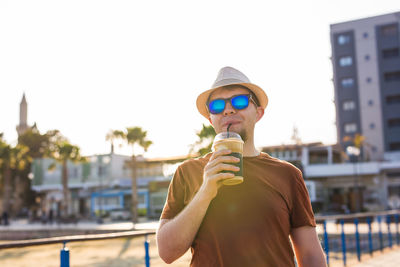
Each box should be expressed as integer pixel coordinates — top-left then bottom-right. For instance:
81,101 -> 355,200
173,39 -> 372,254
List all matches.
196,82 -> 268,119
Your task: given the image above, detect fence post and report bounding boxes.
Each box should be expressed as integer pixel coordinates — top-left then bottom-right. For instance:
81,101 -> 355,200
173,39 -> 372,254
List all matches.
367,217 -> 373,256
386,215 -> 392,248
354,218 -> 361,262
340,219 -> 347,266
144,234 -> 150,267
378,216 -> 383,251
60,241 -> 70,267
395,214 -> 399,246
323,220 -> 329,266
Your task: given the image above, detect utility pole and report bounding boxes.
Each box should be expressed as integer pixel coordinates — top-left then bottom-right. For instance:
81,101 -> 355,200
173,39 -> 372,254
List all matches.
346,146 -> 361,212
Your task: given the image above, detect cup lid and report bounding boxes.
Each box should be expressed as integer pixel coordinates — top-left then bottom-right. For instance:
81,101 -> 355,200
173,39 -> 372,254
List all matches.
213,132 -> 243,142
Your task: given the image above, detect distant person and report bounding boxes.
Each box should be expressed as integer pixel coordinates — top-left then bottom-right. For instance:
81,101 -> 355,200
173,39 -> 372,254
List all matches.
156,67 -> 327,266
56,208 -> 61,224
40,209 -> 47,224
2,211 -> 9,226
28,209 -> 34,223
48,209 -> 54,224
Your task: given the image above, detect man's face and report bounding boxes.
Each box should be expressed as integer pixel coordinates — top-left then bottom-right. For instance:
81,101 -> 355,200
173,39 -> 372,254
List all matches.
208,86 -> 264,141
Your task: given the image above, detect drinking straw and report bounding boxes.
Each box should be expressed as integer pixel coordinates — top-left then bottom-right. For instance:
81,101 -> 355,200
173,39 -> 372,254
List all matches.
227,123 -> 232,138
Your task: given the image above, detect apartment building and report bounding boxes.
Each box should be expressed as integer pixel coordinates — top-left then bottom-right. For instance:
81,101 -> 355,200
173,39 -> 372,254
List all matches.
330,12 -> 400,162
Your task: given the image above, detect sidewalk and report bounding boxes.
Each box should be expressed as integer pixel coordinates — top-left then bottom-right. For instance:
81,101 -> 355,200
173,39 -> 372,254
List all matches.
1,219 -> 399,267
350,247 -> 400,267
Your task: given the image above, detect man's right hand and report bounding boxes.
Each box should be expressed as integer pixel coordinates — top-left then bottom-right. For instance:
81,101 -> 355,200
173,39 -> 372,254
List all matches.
200,149 -> 240,199
157,149 -> 241,264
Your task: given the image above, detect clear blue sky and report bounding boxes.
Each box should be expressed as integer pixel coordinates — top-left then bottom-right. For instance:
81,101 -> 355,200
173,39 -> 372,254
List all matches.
1,0 -> 399,158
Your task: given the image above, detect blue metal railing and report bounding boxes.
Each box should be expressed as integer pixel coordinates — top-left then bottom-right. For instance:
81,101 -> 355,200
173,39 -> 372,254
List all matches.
317,210 -> 400,267
0,230 -> 155,267
0,210 -> 399,267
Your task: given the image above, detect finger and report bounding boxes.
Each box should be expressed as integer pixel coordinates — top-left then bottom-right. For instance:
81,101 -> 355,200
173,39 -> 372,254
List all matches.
208,172 -> 235,183
209,149 -> 231,161
207,163 -> 240,175
206,155 -> 239,169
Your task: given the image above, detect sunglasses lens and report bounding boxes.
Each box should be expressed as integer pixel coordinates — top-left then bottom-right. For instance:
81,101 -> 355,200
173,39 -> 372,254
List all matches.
231,95 -> 249,110
209,99 -> 226,114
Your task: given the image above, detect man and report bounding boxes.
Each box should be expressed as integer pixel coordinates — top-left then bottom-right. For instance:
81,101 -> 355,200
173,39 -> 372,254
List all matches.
157,67 -> 327,267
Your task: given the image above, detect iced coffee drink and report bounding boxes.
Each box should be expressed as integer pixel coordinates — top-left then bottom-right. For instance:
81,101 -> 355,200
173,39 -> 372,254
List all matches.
212,132 -> 244,185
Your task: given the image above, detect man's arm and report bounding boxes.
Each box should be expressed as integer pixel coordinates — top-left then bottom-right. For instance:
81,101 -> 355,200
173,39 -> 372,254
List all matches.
290,226 -> 327,267
156,149 -> 239,264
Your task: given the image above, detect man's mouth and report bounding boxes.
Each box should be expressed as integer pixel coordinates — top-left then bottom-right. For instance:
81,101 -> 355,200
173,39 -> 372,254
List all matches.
222,121 -> 240,128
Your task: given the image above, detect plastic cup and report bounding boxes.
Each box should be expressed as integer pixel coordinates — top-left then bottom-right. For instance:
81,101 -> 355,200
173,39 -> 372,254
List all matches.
212,132 -> 244,185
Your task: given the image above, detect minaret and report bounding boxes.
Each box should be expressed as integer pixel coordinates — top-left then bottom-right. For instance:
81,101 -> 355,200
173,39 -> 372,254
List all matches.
16,93 -> 29,136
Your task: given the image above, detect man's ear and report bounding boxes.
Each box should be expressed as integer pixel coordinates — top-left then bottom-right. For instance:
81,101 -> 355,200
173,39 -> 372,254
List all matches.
255,107 -> 264,122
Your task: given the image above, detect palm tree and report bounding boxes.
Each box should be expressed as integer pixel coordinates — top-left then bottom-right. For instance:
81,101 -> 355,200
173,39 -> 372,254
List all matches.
48,131 -> 85,218
105,130 -> 125,154
123,127 -> 152,224
190,124 -> 216,156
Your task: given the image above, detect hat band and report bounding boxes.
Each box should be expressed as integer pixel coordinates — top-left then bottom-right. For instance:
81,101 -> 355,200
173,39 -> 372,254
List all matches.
213,78 -> 249,88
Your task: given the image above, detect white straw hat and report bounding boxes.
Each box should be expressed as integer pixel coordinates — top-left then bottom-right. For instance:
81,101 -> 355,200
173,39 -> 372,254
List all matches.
196,66 -> 268,118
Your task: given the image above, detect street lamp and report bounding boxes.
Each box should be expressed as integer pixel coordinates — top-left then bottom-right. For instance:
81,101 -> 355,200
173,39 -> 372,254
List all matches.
346,146 -> 361,212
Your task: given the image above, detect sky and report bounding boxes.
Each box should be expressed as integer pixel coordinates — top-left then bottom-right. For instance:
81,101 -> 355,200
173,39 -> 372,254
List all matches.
0,0 -> 399,158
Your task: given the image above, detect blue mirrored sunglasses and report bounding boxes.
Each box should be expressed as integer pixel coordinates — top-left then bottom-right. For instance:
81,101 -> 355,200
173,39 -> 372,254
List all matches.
207,94 -> 257,115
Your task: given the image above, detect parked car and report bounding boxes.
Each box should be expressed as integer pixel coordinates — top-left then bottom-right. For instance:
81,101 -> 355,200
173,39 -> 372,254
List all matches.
110,209 -> 131,221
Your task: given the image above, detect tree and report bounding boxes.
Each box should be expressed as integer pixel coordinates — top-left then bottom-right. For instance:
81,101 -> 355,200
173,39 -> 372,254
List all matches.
15,126 -> 55,213
18,125 -> 53,158
191,124 -> 216,156
118,127 -> 152,224
105,129 -> 125,153
0,134 -> 31,216
48,131 -> 85,218
0,135 -> 12,214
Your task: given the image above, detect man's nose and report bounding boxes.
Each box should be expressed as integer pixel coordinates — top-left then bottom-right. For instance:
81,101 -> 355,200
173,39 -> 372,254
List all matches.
223,101 -> 236,116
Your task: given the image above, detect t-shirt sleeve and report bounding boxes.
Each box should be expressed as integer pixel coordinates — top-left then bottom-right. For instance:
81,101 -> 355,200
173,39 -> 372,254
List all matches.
160,165 -> 186,220
290,167 -> 316,228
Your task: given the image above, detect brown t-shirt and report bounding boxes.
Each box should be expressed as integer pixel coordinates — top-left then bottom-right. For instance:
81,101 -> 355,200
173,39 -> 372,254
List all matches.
160,152 -> 316,267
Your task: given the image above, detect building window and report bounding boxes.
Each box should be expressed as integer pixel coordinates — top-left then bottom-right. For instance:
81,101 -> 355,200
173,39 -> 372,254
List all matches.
138,194 -> 145,205
341,78 -> 354,88
339,56 -> 353,67
387,95 -> 400,104
338,34 -> 350,45
382,48 -> 399,59
381,24 -> 398,37
366,77 -> 372,83
344,123 -> 357,133
365,55 -> 370,61
370,123 -> 375,129
384,71 -> 400,82
372,146 -> 377,152
343,100 -> 356,110
368,100 -> 374,106
388,118 -> 400,128
389,142 -> 400,151
363,32 -> 369,39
